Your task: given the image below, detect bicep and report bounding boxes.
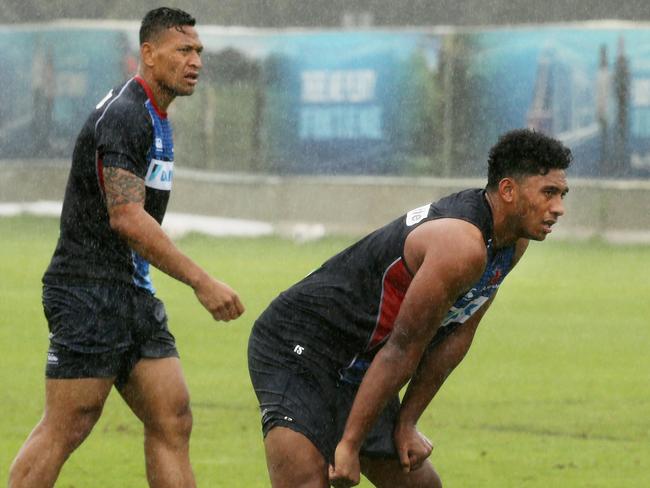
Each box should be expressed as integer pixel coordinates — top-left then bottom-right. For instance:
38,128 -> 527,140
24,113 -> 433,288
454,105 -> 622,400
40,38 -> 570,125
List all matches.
391,223 -> 488,352
103,167 -> 145,212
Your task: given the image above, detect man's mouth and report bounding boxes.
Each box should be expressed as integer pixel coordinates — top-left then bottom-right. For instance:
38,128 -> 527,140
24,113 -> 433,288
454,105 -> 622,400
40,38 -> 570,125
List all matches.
543,220 -> 556,233
185,73 -> 199,85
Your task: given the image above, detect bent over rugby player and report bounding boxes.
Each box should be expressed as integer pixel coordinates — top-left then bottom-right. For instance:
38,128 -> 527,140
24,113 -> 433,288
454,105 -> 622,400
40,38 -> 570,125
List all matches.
248,129 -> 571,488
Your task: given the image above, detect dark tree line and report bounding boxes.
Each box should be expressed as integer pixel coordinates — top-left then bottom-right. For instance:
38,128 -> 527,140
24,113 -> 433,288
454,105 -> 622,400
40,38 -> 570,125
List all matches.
2,0 -> 650,27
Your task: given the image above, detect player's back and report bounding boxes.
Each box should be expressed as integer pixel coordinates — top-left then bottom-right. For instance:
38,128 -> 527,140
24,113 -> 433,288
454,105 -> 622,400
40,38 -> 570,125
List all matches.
261,189 -> 499,371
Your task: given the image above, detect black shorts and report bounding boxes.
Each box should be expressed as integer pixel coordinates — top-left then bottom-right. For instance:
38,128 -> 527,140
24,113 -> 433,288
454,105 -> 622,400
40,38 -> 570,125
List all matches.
248,318 -> 400,463
43,282 -> 179,388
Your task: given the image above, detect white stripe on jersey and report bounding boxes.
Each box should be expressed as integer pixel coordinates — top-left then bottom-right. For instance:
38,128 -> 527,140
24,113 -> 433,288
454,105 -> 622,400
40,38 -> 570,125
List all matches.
94,77 -> 135,134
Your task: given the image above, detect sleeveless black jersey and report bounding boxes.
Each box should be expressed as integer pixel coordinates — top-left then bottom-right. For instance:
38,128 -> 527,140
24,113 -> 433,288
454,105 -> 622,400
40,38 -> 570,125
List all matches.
43,76 -> 174,292
258,189 -> 516,382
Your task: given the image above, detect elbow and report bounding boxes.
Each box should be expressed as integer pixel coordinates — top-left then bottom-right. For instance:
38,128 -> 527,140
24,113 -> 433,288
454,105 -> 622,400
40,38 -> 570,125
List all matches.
381,341 -> 422,378
108,207 -> 138,239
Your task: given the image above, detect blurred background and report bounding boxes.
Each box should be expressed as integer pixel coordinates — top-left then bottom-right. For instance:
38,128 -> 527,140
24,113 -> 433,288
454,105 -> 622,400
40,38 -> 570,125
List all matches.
1,0 -> 649,239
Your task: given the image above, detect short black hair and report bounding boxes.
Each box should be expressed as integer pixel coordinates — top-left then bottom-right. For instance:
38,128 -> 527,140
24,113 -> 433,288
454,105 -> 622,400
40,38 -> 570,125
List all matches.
139,7 -> 196,45
486,129 -> 572,190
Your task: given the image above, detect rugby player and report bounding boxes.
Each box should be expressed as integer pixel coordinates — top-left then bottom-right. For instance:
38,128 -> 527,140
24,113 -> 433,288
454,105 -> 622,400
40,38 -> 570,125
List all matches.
9,8 -> 244,488
248,129 -> 571,488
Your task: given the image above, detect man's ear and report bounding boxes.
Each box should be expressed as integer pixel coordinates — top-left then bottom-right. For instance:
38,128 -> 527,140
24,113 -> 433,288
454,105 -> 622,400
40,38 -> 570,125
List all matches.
140,42 -> 155,68
498,177 -> 518,204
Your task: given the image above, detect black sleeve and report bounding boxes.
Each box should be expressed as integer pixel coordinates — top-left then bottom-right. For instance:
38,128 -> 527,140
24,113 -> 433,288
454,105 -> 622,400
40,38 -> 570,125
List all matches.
96,101 -> 152,179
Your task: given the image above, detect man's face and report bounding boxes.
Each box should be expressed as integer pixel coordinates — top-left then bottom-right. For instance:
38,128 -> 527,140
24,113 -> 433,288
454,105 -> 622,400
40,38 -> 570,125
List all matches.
149,25 -> 203,97
513,169 -> 569,241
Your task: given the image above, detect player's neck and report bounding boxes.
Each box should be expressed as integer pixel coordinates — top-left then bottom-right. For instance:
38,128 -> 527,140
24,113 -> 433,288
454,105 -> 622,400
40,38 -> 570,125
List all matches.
485,191 -> 519,248
137,71 -> 174,113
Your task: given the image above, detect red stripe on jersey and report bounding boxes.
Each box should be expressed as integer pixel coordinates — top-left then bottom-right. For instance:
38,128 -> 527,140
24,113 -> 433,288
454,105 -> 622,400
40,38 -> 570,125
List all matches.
367,258 -> 413,350
134,75 -> 167,118
96,154 -> 105,193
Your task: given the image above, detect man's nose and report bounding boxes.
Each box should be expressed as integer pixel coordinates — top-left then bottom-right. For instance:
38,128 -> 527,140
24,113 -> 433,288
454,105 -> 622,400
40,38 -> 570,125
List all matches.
551,196 -> 565,217
190,51 -> 202,69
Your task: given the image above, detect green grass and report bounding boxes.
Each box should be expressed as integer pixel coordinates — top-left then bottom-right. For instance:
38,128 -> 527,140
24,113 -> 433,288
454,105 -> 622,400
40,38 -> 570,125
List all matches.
1,215 -> 648,487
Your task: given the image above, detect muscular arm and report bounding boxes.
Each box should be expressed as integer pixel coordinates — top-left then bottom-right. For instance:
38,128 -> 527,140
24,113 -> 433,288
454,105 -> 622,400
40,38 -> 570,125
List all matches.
329,219 -> 487,486
103,167 -> 244,321
398,296 -> 494,427
390,297 -> 493,471
393,238 -> 529,471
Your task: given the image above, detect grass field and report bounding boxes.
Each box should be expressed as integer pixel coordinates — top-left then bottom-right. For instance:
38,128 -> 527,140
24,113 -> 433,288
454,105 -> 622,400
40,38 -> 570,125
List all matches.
1,215 -> 648,487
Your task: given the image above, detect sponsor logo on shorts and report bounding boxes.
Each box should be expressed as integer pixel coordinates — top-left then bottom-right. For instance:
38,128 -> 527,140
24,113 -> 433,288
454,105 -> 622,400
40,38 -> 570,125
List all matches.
47,352 -> 58,365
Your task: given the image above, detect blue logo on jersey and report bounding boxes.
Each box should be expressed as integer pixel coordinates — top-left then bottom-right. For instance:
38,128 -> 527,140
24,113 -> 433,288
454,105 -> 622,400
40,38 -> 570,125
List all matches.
442,245 -> 515,326
149,164 -> 162,181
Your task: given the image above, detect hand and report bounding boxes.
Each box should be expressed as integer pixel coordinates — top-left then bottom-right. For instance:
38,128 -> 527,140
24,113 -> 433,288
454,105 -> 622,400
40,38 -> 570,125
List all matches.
394,423 -> 433,473
193,275 -> 245,321
328,440 -> 361,488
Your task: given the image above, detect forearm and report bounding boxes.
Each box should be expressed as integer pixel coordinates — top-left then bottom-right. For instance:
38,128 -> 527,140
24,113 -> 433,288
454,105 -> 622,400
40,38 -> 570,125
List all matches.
102,166 -> 243,321
398,326 -> 473,426
398,297 -> 492,426
111,206 -> 208,289
340,342 -> 422,451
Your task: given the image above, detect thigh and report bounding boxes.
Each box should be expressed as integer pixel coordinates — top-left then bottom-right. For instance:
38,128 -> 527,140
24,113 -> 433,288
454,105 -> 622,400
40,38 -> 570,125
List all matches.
117,357 -> 190,425
361,456 -> 442,488
43,377 -> 114,430
114,292 -> 179,389
264,426 -> 329,488
249,347 -> 339,462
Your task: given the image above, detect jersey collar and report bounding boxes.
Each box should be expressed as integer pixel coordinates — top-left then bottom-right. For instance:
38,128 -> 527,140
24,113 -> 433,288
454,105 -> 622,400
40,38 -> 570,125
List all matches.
134,75 -> 167,119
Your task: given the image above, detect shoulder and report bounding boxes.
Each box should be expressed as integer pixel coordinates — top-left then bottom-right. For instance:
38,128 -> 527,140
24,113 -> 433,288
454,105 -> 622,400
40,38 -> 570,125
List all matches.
96,80 -> 151,131
405,218 -> 487,279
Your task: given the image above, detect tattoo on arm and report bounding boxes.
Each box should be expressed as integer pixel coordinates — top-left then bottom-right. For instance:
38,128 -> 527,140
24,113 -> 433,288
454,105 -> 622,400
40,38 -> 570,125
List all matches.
103,167 -> 145,209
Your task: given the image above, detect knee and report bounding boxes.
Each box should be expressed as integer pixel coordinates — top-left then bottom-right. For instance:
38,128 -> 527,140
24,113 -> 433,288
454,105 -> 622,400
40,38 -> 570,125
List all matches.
431,472 -> 443,488
264,427 -> 328,487
146,400 -> 193,444
65,404 -> 104,450
40,403 -> 103,454
415,467 -> 442,488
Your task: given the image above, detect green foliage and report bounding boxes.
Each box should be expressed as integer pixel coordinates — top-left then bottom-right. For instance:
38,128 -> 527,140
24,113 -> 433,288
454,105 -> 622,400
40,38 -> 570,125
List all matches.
1,215 -> 648,487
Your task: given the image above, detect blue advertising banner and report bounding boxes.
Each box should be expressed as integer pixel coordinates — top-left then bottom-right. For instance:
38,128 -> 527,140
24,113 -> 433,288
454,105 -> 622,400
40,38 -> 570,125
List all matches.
463,23 -> 650,177
0,23 -> 133,159
2,21 -> 650,178
258,32 -> 441,174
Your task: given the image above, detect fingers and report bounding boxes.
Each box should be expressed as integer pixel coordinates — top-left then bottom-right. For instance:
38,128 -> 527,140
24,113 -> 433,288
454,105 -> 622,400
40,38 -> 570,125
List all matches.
398,446 -> 411,473
195,278 -> 246,322
409,452 -> 423,471
328,464 -> 359,488
210,294 -> 245,322
421,433 -> 434,451
398,433 -> 434,473
233,294 -> 245,315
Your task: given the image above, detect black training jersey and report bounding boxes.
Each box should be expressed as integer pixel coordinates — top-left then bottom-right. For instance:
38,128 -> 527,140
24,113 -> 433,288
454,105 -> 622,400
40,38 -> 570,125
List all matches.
43,76 -> 174,292
260,189 -> 516,381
